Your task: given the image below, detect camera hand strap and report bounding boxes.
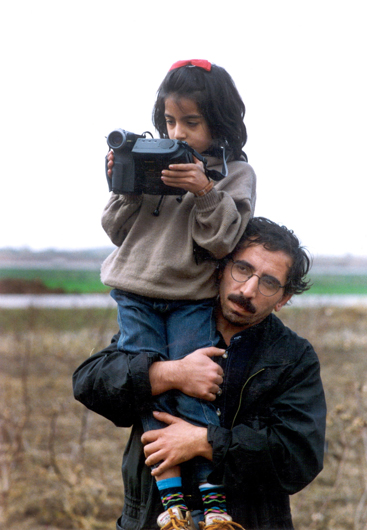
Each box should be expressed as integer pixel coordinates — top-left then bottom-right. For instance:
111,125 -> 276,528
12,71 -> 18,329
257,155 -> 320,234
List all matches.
183,144 -> 228,182
205,147 -> 228,182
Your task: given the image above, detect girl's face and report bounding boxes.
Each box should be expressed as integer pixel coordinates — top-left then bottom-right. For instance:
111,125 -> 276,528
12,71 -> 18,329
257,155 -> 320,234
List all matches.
164,96 -> 213,154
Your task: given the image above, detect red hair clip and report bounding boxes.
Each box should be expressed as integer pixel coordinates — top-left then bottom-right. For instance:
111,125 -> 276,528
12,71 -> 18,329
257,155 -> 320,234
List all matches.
169,59 -> 211,72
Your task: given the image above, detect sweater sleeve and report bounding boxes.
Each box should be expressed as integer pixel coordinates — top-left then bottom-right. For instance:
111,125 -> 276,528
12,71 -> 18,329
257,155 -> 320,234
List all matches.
72,335 -> 160,427
191,161 -> 256,259
101,192 -> 143,247
207,346 -> 326,494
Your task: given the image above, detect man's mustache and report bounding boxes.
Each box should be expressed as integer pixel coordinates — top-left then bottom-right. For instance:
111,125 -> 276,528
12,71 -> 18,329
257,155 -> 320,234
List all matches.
228,294 -> 256,314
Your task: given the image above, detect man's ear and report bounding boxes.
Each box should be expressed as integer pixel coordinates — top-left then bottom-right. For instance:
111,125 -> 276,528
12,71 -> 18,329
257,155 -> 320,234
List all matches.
274,294 -> 292,312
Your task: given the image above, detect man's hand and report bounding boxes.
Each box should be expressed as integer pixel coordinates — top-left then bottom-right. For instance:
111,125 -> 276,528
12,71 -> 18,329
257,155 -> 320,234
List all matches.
149,347 -> 225,400
141,412 -> 212,477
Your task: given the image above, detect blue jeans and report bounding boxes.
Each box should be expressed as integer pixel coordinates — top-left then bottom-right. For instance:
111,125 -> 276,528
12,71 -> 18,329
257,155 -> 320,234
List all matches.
111,289 -> 220,482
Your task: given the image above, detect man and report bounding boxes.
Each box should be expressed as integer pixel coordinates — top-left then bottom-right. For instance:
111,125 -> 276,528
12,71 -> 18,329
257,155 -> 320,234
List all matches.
73,217 -> 326,530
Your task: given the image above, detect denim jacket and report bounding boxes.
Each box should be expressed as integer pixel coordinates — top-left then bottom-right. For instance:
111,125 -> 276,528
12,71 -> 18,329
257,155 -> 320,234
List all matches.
73,313 -> 326,530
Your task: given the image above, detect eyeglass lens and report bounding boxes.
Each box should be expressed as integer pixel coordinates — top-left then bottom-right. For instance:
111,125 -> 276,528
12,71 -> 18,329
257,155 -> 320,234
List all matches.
231,262 -> 281,296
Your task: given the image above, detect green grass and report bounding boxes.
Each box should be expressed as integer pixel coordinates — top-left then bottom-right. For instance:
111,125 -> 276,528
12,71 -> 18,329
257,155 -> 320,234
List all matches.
1,268 -> 367,295
308,274 -> 367,295
0,268 -> 109,293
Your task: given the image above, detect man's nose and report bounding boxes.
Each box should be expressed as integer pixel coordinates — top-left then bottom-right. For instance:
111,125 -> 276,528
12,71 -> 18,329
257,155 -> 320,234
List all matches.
239,276 -> 258,298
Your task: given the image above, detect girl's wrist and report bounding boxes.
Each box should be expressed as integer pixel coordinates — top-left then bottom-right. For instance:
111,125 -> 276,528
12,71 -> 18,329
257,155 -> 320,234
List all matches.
194,178 -> 214,197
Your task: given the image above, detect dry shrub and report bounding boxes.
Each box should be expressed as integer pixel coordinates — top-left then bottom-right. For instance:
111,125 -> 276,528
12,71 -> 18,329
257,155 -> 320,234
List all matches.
0,307 -> 127,529
281,306 -> 367,530
1,305 -> 367,529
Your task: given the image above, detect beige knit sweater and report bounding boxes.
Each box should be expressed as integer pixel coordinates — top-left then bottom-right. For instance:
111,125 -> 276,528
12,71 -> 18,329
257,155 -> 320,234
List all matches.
101,155 -> 256,300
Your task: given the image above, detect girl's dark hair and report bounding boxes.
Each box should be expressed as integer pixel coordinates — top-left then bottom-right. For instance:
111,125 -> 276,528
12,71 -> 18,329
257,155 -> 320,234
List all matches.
224,217 -> 312,296
152,64 -> 247,160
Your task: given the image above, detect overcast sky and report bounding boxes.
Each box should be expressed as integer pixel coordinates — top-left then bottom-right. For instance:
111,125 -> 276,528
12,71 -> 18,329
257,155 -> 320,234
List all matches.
1,0 -> 366,257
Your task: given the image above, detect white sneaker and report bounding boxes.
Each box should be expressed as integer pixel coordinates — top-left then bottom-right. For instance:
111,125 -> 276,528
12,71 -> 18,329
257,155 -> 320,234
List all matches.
205,513 -> 232,525
202,513 -> 245,529
157,507 -> 193,529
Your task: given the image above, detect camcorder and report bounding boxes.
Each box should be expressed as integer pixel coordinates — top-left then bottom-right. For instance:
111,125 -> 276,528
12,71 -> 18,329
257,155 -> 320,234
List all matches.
106,129 -> 207,195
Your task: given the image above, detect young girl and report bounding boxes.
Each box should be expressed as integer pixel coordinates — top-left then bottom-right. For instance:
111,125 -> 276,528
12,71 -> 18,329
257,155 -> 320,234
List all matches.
101,59 -> 256,530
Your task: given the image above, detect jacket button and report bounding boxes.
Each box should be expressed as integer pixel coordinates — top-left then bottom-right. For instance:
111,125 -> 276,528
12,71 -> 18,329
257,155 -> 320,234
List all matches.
217,388 -> 222,396
222,351 -> 228,359
216,408 -> 221,416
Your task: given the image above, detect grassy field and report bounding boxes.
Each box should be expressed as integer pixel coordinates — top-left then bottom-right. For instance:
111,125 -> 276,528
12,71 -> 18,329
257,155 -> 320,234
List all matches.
309,275 -> 367,295
2,305 -> 367,529
1,268 -> 367,294
0,269 -> 110,294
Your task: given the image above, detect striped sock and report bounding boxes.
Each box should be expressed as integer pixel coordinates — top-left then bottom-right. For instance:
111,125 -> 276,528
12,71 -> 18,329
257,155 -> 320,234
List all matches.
156,477 -> 188,512
199,482 -> 227,517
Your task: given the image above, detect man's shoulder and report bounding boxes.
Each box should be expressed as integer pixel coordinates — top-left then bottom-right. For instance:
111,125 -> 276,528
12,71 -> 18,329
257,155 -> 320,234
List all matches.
257,313 -> 317,365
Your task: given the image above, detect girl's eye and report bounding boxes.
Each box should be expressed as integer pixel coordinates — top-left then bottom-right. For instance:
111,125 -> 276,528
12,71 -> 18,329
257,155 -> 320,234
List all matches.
187,121 -> 199,127
165,119 -> 174,125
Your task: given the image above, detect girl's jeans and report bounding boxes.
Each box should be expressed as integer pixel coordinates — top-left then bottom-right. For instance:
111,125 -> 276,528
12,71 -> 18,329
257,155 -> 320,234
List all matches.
111,289 -> 220,483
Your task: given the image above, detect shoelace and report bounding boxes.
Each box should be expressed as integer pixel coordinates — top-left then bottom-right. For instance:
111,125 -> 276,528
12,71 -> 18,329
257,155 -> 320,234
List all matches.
161,509 -> 191,530
204,520 -> 246,530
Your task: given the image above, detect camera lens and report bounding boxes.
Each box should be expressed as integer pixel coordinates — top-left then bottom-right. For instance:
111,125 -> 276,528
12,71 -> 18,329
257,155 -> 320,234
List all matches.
107,129 -> 126,149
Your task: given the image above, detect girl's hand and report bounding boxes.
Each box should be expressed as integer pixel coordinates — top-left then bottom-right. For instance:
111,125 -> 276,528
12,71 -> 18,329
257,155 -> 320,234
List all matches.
106,150 -> 114,178
161,157 -> 210,195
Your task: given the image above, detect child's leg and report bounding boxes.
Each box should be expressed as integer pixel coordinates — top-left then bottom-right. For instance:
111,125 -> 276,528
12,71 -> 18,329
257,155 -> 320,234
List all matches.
167,300 -> 231,522
199,483 -> 228,520
166,298 -> 221,428
111,292 -> 220,430
157,473 -> 186,512
111,290 -> 189,516
189,458 -> 229,521
111,289 -> 168,356
112,291 -> 178,427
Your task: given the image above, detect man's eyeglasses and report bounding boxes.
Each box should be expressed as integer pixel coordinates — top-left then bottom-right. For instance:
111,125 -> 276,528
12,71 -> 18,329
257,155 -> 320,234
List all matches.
230,260 -> 286,297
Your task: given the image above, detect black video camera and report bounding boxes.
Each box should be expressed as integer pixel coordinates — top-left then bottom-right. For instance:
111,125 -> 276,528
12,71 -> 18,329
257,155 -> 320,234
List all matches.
106,129 -> 207,195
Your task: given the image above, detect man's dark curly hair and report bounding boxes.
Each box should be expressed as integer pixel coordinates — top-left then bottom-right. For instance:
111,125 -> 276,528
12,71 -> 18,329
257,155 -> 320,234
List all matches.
152,63 -> 247,160
225,217 -> 312,296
